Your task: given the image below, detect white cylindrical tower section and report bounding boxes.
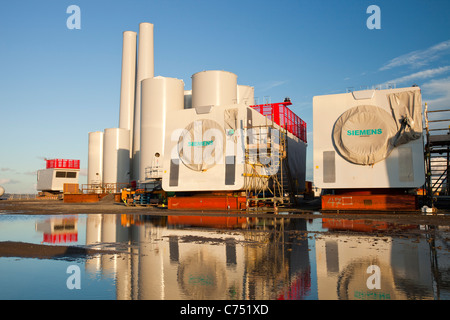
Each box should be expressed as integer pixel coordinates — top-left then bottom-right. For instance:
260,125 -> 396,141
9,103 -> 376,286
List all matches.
103,128 -> 130,186
118,31 -> 137,134
237,85 -> 255,105
132,22 -> 154,181
88,131 -> 104,186
192,70 -> 237,108
140,76 -> 184,182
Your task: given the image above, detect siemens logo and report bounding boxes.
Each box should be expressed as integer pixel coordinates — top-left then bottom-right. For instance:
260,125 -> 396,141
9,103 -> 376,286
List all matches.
347,129 -> 382,136
188,140 -> 214,147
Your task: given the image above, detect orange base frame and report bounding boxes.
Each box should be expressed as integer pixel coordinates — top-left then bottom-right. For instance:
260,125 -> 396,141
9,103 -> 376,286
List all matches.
63,193 -> 109,203
168,195 -> 247,210
321,193 -> 418,212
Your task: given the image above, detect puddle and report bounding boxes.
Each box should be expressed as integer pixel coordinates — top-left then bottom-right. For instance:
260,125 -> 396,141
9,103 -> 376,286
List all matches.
0,213 -> 449,300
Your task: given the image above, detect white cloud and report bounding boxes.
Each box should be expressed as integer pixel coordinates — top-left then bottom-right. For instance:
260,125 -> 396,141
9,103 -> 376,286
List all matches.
381,66 -> 450,87
421,76 -> 450,109
380,39 -> 450,71
258,80 -> 288,92
0,178 -> 20,185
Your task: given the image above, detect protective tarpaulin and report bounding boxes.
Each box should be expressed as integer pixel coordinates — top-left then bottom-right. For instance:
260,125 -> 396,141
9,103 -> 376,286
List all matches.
387,90 -> 423,147
224,108 -> 238,131
333,105 -> 397,165
178,119 -> 225,171
333,90 -> 422,165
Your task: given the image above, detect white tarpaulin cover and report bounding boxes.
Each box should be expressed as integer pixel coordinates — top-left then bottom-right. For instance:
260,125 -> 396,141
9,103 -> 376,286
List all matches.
178,119 -> 225,171
333,90 -> 422,165
387,89 -> 423,146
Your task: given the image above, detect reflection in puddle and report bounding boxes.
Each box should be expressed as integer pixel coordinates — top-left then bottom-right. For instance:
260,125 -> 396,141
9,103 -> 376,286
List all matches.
84,215 -> 313,300
316,232 -> 431,299
35,217 -> 78,244
0,214 -> 449,300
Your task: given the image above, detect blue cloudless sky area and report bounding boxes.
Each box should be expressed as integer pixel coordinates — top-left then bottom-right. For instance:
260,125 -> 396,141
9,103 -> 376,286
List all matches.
1,0 -> 450,193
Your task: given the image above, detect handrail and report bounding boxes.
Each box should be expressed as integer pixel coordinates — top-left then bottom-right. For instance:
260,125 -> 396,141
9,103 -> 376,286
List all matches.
431,168 -> 448,192
81,182 -> 130,194
250,101 -> 307,143
426,109 -> 450,113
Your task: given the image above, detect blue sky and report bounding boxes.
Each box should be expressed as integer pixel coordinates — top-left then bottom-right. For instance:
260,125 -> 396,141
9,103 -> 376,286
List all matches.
1,0 -> 450,193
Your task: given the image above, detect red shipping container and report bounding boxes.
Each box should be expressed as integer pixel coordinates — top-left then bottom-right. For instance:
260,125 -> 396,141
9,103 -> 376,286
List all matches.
46,159 -> 54,169
46,159 -> 80,169
251,101 -> 307,143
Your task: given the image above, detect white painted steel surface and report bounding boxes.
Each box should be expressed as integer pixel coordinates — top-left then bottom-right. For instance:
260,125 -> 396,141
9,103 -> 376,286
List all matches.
132,22 -> 154,181
140,76 -> 184,182
192,70 -> 237,108
119,31 -> 137,156
118,31 -> 137,131
237,85 -> 255,105
36,169 -> 54,191
313,86 -> 425,189
36,168 -> 79,192
88,131 -> 104,185
103,128 -> 130,185
162,103 -> 306,192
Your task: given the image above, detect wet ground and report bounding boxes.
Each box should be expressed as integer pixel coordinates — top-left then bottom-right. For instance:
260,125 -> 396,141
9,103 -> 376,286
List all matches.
0,199 -> 449,300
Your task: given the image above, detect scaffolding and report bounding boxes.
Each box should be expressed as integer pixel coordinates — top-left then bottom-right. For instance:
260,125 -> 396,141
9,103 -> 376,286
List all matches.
244,102 -> 299,211
424,103 -> 450,208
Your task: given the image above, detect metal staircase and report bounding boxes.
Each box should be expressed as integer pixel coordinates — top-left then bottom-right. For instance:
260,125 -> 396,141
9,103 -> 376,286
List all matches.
424,103 -> 450,208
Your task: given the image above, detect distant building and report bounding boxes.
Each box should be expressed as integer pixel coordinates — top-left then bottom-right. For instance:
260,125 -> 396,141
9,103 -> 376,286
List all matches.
36,159 -> 80,193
